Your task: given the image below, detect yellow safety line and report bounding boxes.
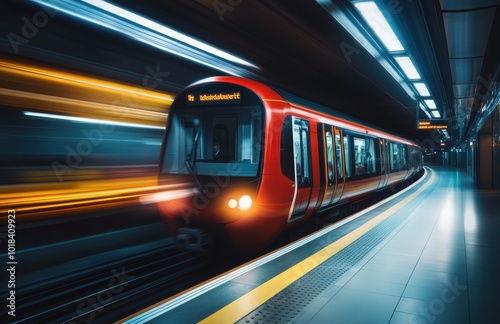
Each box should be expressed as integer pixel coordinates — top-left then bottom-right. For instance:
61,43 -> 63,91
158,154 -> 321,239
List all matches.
200,169 -> 435,324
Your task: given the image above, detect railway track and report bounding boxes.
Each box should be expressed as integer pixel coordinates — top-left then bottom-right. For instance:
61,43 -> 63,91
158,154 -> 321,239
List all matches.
3,245 -> 210,323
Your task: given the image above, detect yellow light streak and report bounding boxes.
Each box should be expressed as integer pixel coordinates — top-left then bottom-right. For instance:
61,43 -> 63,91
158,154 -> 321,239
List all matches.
0,88 -> 167,127
0,176 -> 161,218
0,59 -> 174,127
0,61 -> 173,102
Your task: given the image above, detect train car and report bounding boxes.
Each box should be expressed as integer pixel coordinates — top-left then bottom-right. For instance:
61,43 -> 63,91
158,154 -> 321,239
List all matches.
157,76 -> 423,251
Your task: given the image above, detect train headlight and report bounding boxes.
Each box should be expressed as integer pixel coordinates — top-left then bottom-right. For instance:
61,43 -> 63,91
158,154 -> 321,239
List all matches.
228,199 -> 238,209
238,195 -> 252,210
228,195 -> 253,210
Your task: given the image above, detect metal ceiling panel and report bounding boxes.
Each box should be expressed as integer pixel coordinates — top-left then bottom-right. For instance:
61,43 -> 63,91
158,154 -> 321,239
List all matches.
440,0 -> 500,11
443,9 -> 495,58
454,98 -> 474,126
453,84 -> 477,99
455,98 -> 475,111
449,57 -> 483,84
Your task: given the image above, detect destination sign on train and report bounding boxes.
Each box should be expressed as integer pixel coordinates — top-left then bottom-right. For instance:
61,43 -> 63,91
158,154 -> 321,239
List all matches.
417,120 -> 448,129
186,92 -> 241,105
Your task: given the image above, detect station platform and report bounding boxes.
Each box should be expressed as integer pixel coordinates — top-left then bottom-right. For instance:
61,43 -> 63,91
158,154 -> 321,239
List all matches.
121,166 -> 500,323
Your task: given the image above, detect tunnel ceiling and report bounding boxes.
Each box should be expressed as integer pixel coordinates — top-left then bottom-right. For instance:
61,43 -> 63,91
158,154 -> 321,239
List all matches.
2,0 -> 500,144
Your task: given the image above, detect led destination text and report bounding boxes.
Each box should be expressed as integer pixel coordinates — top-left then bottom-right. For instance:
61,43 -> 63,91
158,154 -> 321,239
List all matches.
187,91 -> 241,105
199,92 -> 240,101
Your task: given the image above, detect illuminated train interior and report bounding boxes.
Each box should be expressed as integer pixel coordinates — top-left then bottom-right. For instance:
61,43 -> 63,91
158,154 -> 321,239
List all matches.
1,0 -> 500,322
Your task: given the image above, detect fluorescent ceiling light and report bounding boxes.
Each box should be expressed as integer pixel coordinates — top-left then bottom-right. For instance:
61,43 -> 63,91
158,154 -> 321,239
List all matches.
316,1 -> 415,100
353,1 -> 404,52
431,110 -> 441,118
24,111 -> 165,130
424,99 -> 437,109
414,82 -> 430,97
31,0 -> 257,76
317,0 -> 420,101
394,56 -> 421,80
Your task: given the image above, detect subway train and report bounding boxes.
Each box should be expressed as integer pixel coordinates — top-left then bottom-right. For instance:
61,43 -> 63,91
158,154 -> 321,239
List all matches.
157,76 -> 423,251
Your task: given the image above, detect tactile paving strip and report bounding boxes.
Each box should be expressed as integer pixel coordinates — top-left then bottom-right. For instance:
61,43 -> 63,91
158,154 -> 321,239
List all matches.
237,191 -> 424,324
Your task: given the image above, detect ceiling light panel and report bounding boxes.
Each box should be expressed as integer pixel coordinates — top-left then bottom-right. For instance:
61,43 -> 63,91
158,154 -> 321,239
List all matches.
353,1 -> 405,52
414,82 -> 430,97
424,99 -> 437,109
431,110 -> 441,118
394,56 -> 421,80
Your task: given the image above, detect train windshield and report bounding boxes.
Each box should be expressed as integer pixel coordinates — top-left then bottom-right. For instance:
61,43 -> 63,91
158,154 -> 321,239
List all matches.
162,105 -> 264,178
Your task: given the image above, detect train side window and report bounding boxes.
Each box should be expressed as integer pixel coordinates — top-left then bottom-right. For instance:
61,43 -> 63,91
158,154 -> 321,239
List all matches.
325,130 -> 334,182
335,128 -> 343,179
350,135 -> 378,176
365,137 -> 377,174
390,142 -> 400,171
353,136 -> 366,176
294,125 -> 303,181
280,116 -> 294,180
401,144 -> 408,170
294,118 -> 311,187
400,144 -> 408,170
344,133 -> 352,178
379,139 -> 386,174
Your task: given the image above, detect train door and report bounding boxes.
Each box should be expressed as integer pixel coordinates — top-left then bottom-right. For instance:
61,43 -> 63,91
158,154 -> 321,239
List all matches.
319,124 -> 335,208
331,127 -> 345,203
378,138 -> 390,189
319,125 -> 345,210
290,117 -> 312,220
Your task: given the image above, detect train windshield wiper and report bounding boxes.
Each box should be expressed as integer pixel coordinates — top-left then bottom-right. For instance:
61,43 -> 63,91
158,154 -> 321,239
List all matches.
184,120 -> 203,190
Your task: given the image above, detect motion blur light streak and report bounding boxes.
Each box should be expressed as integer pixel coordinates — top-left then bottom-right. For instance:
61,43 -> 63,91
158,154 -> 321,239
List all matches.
0,60 -> 172,127
0,61 -> 174,102
1,61 -> 167,188
0,176 -> 162,217
81,0 -> 255,67
1,88 -> 168,128
31,0 -> 258,76
24,111 -> 165,130
140,187 -> 199,205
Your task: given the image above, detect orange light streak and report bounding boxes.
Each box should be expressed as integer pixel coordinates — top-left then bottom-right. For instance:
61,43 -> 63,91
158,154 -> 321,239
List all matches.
0,61 -> 173,102
0,176 -> 168,218
0,59 -> 174,127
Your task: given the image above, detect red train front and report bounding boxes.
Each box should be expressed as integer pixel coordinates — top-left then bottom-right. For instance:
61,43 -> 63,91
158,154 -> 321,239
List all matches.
157,76 -> 422,251
157,77 -> 291,251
